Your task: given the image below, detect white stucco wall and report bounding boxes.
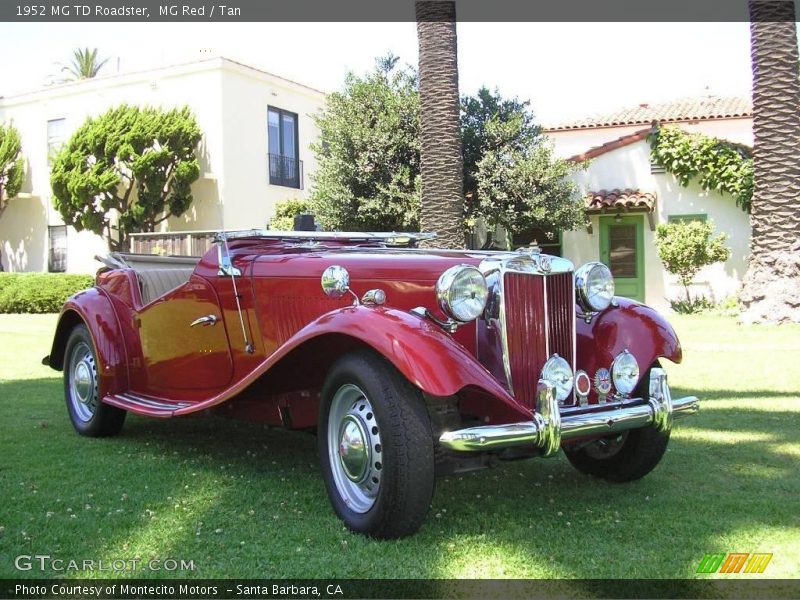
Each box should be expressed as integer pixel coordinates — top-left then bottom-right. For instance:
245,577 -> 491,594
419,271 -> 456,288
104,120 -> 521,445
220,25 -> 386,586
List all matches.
0,57 -> 325,273
559,137 -> 751,312
218,62 -> 324,230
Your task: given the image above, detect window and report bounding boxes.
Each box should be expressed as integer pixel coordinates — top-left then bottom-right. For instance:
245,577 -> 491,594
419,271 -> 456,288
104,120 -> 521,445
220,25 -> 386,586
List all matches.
267,107 -> 302,188
48,226 -> 67,273
47,118 -> 67,166
512,227 -> 562,256
668,214 -> 708,224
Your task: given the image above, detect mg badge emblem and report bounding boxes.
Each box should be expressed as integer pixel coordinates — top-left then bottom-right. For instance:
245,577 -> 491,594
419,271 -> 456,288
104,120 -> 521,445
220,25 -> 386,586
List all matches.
539,255 -> 552,273
594,368 -> 612,399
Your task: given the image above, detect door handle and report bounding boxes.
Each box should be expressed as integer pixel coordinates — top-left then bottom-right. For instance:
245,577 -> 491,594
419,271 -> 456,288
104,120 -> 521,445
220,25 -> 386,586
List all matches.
190,315 -> 219,327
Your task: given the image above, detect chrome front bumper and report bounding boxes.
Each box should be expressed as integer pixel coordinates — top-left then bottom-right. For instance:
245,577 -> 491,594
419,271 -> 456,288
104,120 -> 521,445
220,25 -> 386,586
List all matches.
439,368 -> 699,455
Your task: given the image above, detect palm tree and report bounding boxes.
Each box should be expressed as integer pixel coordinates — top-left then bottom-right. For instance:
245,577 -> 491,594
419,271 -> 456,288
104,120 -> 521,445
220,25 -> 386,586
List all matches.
61,48 -> 110,81
415,0 -> 464,249
739,0 -> 800,323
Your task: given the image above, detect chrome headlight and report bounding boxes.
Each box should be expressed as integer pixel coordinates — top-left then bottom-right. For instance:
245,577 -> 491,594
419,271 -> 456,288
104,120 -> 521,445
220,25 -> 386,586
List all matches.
541,354 -> 574,402
575,262 -> 615,312
436,265 -> 489,323
611,349 -> 640,395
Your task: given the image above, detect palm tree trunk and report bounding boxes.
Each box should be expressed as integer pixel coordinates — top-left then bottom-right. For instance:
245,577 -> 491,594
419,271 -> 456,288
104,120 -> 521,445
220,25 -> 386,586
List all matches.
739,0 -> 800,323
416,0 -> 464,249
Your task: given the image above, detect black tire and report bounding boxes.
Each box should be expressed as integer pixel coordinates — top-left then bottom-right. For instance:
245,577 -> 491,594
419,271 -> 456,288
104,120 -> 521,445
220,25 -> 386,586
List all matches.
565,363 -> 669,482
318,350 -> 435,539
63,324 -> 126,437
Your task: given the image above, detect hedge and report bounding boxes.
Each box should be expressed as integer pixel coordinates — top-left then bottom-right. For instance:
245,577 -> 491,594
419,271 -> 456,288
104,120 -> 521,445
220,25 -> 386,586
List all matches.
0,273 -> 94,314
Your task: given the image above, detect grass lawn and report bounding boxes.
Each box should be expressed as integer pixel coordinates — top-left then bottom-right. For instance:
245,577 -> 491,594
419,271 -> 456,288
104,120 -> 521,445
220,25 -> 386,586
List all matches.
0,313 -> 798,580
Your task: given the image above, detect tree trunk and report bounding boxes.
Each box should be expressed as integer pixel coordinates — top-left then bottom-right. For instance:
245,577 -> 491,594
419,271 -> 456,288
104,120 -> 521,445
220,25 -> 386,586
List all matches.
739,0 -> 800,323
416,0 -> 464,249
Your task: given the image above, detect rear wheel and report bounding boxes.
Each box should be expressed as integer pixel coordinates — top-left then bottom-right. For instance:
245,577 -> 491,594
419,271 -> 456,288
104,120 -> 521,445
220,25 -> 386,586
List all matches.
318,350 -> 434,538
564,363 -> 669,482
64,324 -> 126,437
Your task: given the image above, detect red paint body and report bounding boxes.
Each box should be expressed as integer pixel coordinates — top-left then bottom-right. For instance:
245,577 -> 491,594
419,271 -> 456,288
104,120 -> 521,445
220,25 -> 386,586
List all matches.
48,238 -> 682,430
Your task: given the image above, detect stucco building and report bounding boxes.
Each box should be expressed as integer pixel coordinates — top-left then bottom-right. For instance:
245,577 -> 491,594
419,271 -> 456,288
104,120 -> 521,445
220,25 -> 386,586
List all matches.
546,96 -> 753,312
0,57 -> 325,273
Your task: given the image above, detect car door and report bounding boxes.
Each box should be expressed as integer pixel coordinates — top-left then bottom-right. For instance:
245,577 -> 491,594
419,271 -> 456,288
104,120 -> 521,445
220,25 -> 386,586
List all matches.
136,274 -> 234,395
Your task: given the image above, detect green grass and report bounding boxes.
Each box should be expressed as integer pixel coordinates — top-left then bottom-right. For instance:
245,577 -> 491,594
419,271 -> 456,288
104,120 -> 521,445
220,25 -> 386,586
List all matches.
0,313 -> 798,580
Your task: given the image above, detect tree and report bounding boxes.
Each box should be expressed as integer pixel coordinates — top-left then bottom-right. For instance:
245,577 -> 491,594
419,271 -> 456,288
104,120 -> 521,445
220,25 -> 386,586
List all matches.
461,87 -> 541,211
416,0 -> 464,248
309,56 -> 421,232
474,115 -> 586,244
50,105 -> 201,252
0,123 -> 25,271
739,0 -> 800,324
61,48 -> 110,80
654,220 -> 731,304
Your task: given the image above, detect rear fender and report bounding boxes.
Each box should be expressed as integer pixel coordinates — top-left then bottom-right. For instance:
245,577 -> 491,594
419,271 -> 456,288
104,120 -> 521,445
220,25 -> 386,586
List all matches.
576,297 -> 682,391
47,288 -> 128,396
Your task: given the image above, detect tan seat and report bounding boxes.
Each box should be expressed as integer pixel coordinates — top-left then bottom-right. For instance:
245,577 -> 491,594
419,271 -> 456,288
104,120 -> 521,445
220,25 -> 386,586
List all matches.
137,268 -> 195,305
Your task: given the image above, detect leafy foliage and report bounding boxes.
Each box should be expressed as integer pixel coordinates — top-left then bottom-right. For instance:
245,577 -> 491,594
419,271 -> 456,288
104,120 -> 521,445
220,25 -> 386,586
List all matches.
0,273 -> 93,313
654,219 -> 731,303
269,198 -> 310,231
50,105 -> 202,251
649,125 -> 753,212
668,295 -> 716,315
461,88 -> 542,217
61,47 -> 109,80
0,122 -> 25,216
474,115 -> 586,237
310,57 -> 585,237
310,56 -> 421,232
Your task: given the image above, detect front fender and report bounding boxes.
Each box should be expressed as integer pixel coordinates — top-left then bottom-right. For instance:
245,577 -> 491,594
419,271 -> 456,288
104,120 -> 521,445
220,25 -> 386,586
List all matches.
576,297 -> 682,388
287,305 -> 515,402
47,288 -> 129,396
174,304 -> 520,418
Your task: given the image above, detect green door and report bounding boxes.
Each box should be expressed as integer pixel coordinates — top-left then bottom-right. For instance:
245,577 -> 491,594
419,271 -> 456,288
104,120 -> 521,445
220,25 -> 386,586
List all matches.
599,216 -> 645,302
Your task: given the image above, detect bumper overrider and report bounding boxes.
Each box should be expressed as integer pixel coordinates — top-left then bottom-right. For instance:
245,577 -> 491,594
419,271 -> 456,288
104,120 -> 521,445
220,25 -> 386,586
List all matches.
439,368 -> 699,455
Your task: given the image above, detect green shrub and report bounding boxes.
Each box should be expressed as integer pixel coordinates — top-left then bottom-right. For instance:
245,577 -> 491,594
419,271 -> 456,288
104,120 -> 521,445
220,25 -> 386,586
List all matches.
669,295 -> 716,315
0,273 -> 94,314
269,198 -> 310,231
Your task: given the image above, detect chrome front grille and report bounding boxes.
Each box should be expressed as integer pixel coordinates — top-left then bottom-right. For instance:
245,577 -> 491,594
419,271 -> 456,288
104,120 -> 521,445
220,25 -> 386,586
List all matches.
503,271 -> 576,408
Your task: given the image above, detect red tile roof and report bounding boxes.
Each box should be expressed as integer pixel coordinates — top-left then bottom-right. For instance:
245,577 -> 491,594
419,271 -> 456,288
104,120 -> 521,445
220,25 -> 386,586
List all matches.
569,127 -> 653,162
548,96 -> 752,131
585,189 -> 657,212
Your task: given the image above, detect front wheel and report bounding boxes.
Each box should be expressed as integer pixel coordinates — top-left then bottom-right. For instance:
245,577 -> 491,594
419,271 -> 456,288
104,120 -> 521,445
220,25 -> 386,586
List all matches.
564,363 -> 669,482
318,350 -> 435,538
63,324 -> 126,437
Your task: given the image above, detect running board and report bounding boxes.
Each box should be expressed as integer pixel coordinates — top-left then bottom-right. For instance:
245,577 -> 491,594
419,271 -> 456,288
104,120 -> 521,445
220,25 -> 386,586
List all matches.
104,392 -> 193,418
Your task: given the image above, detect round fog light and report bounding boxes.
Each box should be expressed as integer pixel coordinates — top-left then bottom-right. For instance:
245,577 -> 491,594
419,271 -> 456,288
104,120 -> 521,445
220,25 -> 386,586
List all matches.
541,354 -> 574,403
611,350 -> 640,395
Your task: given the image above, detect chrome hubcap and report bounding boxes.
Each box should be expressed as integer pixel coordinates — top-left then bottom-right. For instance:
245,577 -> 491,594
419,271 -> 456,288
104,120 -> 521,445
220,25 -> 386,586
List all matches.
68,341 -> 97,423
327,384 -> 383,513
339,415 -> 370,482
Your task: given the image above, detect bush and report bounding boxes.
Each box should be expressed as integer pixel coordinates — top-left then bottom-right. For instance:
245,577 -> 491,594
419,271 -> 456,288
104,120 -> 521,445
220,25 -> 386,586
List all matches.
669,295 -> 716,315
654,219 -> 731,304
0,273 -> 94,313
269,198 -> 310,231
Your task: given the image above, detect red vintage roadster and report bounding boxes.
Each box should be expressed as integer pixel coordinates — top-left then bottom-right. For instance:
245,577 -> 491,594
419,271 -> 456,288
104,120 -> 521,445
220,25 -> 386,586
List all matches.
45,230 -> 698,538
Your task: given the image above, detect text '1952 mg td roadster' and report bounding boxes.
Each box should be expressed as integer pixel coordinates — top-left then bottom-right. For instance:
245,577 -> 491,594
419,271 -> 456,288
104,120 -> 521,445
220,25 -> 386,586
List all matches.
45,230 -> 699,538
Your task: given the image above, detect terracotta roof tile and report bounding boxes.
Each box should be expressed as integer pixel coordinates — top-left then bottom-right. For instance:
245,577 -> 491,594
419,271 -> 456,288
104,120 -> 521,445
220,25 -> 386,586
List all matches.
585,189 -> 657,211
568,127 -> 653,162
548,95 -> 751,131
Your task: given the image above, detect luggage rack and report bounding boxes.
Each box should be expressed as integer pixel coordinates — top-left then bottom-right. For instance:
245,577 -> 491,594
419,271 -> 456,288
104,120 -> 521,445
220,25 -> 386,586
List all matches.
214,230 -> 438,248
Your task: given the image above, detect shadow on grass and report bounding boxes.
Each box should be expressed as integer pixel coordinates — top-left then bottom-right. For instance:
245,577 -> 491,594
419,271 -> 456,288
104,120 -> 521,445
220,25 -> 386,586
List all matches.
0,378 -> 797,581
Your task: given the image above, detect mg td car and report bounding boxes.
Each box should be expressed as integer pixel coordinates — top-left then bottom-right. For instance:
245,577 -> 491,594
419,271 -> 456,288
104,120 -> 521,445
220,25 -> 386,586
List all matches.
45,230 -> 699,538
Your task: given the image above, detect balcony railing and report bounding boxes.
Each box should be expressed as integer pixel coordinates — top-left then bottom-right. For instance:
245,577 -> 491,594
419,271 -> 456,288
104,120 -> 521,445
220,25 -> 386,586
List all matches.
269,153 -> 303,189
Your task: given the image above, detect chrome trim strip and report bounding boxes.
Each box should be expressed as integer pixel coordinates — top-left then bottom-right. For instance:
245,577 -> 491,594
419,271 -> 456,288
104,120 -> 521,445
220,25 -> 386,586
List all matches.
439,370 -> 698,452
